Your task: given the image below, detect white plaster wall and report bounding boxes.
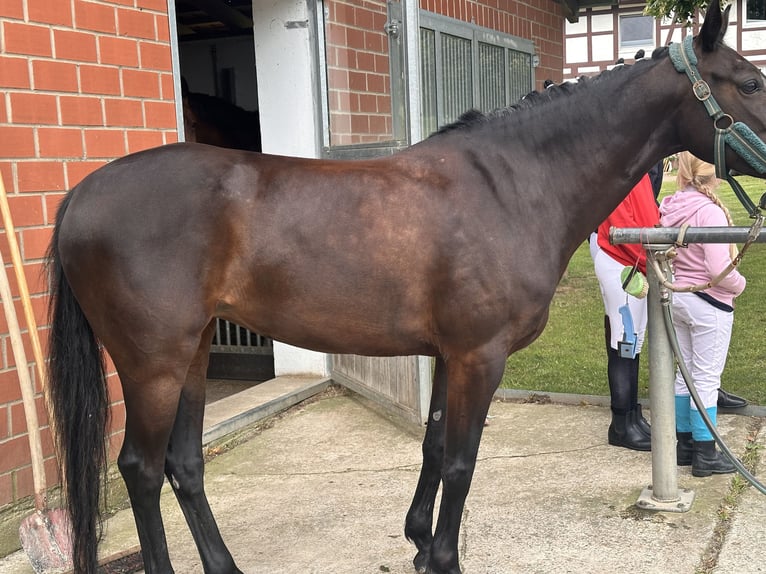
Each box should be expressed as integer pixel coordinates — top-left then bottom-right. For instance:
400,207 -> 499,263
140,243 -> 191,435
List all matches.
566,36 -> 589,63
565,18 -> 587,35
254,0 -> 320,159
742,28 -> 766,52
592,34 -> 614,62
253,0 -> 329,377
575,65 -> 601,75
591,14 -> 613,33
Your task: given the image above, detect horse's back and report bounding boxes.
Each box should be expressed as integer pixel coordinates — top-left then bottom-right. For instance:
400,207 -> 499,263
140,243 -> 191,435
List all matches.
56,144 -> 440,355
55,142 -> 547,358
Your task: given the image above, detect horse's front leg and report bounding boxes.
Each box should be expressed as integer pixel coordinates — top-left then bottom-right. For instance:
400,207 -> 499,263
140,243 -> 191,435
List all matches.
426,352 -> 506,574
405,356 -> 448,572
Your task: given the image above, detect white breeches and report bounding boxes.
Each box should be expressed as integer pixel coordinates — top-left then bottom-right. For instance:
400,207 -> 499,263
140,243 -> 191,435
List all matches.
671,291 -> 733,410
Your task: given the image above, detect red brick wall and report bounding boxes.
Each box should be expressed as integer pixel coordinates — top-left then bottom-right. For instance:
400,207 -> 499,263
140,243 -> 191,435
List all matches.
0,0 -> 177,512
325,0 -> 565,145
325,0 -> 393,145
420,0 -> 566,89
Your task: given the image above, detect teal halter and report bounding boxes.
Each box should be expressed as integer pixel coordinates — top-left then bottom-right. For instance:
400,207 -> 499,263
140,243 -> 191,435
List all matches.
669,35 -> 766,216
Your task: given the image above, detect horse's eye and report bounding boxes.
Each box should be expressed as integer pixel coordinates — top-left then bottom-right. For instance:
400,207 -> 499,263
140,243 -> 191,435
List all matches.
741,79 -> 761,94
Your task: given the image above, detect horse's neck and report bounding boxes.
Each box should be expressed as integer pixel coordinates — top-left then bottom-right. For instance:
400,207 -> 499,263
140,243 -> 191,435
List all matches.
512,61 -> 678,232
545,68 -> 676,185
463,59 -> 682,272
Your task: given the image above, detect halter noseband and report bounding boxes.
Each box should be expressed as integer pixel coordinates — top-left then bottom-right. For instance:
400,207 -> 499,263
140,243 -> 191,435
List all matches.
669,35 -> 766,216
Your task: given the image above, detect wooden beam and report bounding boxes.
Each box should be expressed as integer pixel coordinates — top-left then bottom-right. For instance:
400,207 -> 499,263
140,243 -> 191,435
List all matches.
557,0 -> 580,23
187,0 -> 253,31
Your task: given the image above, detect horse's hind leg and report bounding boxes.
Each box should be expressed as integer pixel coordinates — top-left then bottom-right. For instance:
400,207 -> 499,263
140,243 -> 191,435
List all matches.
117,365 -> 188,574
405,356 -> 448,572
164,322 -> 242,574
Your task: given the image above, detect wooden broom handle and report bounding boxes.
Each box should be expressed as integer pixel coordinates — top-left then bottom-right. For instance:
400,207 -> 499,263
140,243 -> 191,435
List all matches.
0,242 -> 46,507
0,176 -> 46,387
0,175 -> 47,508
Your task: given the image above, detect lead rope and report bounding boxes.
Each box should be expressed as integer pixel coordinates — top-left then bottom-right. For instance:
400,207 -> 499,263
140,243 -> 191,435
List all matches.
651,252 -> 766,495
647,211 -> 764,294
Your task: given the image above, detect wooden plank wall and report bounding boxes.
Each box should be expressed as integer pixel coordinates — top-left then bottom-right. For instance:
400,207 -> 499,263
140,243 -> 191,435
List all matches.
332,354 -> 424,425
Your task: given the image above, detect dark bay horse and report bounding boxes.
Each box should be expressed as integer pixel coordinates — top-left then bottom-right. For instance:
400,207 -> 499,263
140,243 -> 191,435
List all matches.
182,81 -> 261,151
46,2 -> 765,573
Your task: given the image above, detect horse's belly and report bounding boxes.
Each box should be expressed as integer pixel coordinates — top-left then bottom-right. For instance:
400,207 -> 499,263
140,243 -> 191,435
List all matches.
219,287 -> 437,357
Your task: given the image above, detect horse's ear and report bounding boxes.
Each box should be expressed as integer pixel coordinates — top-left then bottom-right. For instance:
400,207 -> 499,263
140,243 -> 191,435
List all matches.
699,0 -> 730,52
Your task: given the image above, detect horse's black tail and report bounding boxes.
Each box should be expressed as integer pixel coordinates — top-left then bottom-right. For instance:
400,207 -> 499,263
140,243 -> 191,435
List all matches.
46,191 -> 109,574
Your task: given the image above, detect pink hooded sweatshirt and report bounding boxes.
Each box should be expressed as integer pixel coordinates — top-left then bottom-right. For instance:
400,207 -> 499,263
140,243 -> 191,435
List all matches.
659,186 -> 746,307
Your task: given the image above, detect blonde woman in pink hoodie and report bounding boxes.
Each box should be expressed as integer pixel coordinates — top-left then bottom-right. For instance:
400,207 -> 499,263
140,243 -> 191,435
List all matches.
659,151 -> 745,477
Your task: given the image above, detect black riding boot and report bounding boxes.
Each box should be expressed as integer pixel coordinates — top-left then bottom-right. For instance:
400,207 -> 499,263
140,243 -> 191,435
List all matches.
608,410 -> 652,451
692,440 -> 736,477
605,319 -> 650,451
635,404 -> 651,437
676,432 -> 693,466
718,388 -> 748,409
606,348 -> 651,451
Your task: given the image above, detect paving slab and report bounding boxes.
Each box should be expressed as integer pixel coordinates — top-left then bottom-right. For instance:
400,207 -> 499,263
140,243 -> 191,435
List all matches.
2,391 -> 763,574
714,419 -> 766,574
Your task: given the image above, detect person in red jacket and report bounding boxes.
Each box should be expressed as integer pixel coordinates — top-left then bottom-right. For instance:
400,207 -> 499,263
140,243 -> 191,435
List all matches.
589,173 -> 658,450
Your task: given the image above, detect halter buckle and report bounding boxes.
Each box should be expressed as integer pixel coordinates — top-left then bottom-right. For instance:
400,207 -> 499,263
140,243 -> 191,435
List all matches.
692,80 -> 711,101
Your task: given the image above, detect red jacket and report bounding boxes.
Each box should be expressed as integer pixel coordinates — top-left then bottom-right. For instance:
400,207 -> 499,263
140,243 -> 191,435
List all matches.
597,174 -> 659,274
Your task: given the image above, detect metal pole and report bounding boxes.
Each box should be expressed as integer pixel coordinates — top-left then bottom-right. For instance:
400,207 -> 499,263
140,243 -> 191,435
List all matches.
167,0 -> 185,142
610,226 -> 766,245
636,248 -> 694,512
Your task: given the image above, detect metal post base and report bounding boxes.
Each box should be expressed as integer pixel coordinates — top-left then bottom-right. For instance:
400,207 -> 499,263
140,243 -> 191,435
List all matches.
636,485 -> 695,513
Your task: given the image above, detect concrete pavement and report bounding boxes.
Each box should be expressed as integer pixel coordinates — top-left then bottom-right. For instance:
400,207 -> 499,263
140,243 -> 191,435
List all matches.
2,384 -> 764,573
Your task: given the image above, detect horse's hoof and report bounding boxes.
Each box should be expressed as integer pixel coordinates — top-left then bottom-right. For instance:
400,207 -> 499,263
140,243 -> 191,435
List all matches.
415,556 -> 462,574
417,566 -> 462,574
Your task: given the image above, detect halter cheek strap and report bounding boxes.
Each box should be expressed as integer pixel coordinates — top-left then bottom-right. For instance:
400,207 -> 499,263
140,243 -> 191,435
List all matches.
669,35 -> 766,216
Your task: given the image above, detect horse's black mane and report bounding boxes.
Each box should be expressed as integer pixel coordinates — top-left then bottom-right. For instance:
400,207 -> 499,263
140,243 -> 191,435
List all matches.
432,46 -> 670,138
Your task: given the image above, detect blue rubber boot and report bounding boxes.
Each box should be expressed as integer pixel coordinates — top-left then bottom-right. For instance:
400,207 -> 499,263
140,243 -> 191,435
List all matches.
675,396 -> 693,465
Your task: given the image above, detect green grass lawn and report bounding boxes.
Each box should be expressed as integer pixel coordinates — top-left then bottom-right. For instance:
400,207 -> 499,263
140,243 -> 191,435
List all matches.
501,175 -> 766,405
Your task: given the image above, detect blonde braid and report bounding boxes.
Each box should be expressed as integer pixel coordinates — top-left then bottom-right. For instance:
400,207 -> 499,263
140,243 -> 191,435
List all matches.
694,184 -> 734,226
676,151 -> 738,260
695,184 -> 739,260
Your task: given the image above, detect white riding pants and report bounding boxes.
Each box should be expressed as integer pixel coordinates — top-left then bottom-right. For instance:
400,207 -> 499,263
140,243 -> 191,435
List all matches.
671,291 -> 733,410
589,233 -> 647,353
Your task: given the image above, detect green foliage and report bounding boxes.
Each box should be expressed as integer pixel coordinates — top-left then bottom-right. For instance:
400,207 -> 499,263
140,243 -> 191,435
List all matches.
644,0 -> 710,25
502,175 -> 766,406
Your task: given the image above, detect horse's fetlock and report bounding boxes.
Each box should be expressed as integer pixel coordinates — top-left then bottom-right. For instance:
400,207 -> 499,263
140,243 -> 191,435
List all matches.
429,549 -> 460,574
